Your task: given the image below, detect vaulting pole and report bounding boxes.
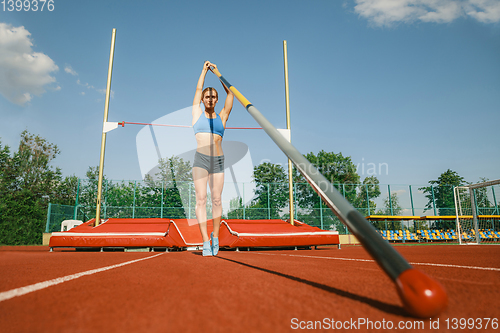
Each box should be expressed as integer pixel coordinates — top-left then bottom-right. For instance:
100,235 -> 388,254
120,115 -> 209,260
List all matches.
209,66 -> 447,318
283,40 -> 294,225
95,28 -> 116,227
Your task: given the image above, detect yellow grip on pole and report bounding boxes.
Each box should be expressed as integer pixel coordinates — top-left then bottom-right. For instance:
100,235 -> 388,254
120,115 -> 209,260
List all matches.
211,67 -> 252,108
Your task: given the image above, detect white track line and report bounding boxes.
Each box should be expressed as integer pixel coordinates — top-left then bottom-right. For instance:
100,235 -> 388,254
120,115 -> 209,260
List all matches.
0,253 -> 164,303
249,252 -> 500,272
408,261 -> 500,271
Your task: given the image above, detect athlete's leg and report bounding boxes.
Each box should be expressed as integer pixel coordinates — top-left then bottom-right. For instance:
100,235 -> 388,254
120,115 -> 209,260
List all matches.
193,166 -> 210,243
209,171 -> 224,238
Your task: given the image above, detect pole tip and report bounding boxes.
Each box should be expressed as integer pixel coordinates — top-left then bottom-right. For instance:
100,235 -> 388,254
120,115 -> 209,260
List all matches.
395,268 -> 448,318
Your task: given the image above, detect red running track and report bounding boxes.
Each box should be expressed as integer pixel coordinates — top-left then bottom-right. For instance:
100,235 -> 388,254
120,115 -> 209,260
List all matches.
0,245 -> 499,332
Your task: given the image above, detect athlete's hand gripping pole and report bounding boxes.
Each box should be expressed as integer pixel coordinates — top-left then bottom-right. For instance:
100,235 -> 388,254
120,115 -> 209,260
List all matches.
209,67 -> 447,318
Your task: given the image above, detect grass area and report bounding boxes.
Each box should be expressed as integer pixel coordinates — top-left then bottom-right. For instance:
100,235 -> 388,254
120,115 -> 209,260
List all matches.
0,245 -> 48,251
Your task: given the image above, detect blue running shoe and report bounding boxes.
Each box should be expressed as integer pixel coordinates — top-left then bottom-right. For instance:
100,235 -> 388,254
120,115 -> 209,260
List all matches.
211,232 -> 219,256
202,241 -> 212,256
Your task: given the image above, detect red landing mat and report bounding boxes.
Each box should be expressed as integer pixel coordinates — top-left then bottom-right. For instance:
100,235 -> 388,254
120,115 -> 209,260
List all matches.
48,218 -> 339,249
219,219 -> 339,248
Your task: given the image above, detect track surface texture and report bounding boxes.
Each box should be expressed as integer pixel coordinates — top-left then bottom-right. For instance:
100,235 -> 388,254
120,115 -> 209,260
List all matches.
0,245 -> 498,332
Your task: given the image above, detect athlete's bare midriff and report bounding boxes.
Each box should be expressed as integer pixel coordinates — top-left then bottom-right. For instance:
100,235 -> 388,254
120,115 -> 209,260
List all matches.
195,132 -> 223,156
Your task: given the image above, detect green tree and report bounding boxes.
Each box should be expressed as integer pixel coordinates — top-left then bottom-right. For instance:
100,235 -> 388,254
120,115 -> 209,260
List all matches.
74,167 -> 137,220
303,150 -> 360,183
473,177 -> 493,215
376,192 -> 403,216
104,180 -> 138,218
0,131 -> 76,245
373,193 -> 403,230
0,143 -> 11,182
53,175 -> 79,205
292,150 -> 361,229
76,166 -> 102,220
226,196 -> 244,219
420,169 -> 466,229
420,169 -> 466,216
297,150 -> 361,204
77,156 -> 192,220
250,162 -> 289,219
248,151 -> 365,228
148,156 -> 192,218
355,176 -> 381,215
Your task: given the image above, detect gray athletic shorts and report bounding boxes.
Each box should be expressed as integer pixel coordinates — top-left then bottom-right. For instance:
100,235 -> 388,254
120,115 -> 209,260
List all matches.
193,151 -> 225,174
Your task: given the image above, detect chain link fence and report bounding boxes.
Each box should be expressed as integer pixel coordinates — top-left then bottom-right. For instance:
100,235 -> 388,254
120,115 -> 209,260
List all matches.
46,180 -> 499,243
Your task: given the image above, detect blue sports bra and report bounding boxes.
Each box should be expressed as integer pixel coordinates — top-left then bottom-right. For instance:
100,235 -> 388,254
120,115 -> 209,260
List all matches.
193,113 -> 225,137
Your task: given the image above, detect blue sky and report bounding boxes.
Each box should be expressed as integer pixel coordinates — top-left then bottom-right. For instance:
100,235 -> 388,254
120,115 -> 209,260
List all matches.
1,0 -> 499,191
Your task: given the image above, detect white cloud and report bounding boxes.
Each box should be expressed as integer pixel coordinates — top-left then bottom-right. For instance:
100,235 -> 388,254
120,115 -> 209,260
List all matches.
419,0 -> 463,23
353,0 -> 500,26
392,189 -> 408,195
76,76 -> 114,100
97,88 -> 115,99
77,79 -> 95,90
0,23 -> 58,105
64,64 -> 78,76
465,0 -> 500,23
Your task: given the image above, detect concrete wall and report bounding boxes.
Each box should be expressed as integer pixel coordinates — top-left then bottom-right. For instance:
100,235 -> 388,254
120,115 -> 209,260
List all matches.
42,233 -> 52,246
339,234 -> 360,245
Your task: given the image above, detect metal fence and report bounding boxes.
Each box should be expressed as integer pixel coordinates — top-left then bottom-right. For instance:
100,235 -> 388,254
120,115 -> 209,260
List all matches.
46,180 -> 499,240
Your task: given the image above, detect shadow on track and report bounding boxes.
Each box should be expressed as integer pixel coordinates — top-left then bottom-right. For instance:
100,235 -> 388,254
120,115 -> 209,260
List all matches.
216,255 -> 409,317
